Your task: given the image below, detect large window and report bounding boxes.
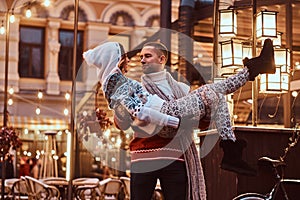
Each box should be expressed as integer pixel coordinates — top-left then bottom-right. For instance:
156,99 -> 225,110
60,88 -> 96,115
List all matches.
58,29 -> 83,81
19,26 -> 45,78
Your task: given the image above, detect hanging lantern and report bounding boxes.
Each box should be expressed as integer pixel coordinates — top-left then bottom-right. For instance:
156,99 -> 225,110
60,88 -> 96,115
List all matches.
256,10 -> 278,39
220,39 -> 243,68
219,9 -> 237,37
273,32 -> 282,47
242,42 -> 252,59
260,48 -> 290,93
274,48 -> 291,73
261,32 -> 282,47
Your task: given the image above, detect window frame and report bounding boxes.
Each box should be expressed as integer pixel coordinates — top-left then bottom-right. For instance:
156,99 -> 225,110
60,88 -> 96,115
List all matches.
18,25 -> 45,79
58,28 -> 84,81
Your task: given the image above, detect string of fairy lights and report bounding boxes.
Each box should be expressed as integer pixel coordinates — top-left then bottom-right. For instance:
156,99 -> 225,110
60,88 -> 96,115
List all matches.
1,0 -> 55,35
6,87 -> 71,116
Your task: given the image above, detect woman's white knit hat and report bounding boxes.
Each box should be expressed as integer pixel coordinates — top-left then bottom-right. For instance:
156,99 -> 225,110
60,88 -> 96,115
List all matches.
83,42 -> 123,85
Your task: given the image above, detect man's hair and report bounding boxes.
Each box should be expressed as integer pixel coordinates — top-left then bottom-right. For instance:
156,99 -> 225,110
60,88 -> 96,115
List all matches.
143,42 -> 169,61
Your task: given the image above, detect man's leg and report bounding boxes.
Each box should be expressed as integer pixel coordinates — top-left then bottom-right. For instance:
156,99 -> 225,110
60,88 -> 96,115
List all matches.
158,161 -> 187,200
130,162 -> 159,200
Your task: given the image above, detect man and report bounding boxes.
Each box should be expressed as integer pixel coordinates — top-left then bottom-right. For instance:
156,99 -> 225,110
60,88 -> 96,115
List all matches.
114,42 -> 207,200
112,40 -> 274,200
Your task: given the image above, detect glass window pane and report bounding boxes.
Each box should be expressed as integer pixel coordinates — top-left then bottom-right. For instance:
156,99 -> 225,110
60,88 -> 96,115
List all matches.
20,27 -> 43,44
58,29 -> 83,81
32,47 -> 43,77
19,26 -> 45,78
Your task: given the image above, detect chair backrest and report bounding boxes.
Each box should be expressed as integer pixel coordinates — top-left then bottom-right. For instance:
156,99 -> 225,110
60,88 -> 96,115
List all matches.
12,179 -> 27,195
120,177 -> 130,198
42,177 -> 68,186
24,176 -> 60,199
23,176 -> 45,198
102,179 -> 122,196
72,177 -> 99,186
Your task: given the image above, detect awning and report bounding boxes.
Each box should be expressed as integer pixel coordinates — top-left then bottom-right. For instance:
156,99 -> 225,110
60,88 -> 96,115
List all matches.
0,115 -> 69,130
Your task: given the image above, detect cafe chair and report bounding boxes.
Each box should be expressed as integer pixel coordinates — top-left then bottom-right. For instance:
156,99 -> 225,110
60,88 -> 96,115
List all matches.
120,177 -> 130,200
72,177 -> 99,200
99,179 -> 122,200
42,177 -> 68,199
23,176 -> 60,200
5,178 -> 29,200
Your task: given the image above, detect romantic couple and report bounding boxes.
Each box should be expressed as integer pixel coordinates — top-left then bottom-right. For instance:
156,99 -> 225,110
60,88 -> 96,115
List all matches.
83,39 -> 275,200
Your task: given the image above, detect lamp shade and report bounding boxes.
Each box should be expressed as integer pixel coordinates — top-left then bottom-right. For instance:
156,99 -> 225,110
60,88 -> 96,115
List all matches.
275,48 -> 291,73
260,67 -> 289,93
242,42 -> 252,59
220,39 -> 243,68
260,48 -> 290,93
256,10 -> 278,39
219,9 -> 237,37
273,32 -> 282,47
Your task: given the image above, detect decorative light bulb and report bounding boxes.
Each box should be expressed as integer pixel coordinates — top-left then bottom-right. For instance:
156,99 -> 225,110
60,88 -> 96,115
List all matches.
8,98 -> 13,106
26,8 -> 32,18
37,91 -> 43,99
64,108 -> 69,116
0,21 -> 5,35
65,92 -> 70,100
292,91 -> 298,98
43,0 -> 51,7
8,87 -> 14,95
9,14 -> 15,23
36,107 -> 41,115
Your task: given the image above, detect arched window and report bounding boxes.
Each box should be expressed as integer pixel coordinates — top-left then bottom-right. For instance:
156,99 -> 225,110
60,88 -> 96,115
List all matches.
60,5 -> 88,22
145,15 -> 160,27
110,11 -> 135,27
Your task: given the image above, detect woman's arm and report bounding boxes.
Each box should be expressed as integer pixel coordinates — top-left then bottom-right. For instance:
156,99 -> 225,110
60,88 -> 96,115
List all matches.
111,79 -> 179,128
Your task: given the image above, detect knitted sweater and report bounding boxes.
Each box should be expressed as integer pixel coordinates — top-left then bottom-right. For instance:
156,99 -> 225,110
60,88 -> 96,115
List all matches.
116,71 -> 190,162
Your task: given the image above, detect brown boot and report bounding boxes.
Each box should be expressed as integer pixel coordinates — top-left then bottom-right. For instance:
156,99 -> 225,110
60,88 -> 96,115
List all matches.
243,38 -> 276,81
219,139 -> 257,176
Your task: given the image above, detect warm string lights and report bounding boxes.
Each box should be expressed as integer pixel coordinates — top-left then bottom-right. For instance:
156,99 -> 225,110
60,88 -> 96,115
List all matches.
0,0 -> 54,35
7,87 -> 14,106
36,91 -> 43,115
64,92 -> 70,116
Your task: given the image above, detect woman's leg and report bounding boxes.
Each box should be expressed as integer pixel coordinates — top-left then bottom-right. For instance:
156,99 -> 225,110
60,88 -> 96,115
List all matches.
209,68 -> 249,95
213,93 -> 236,141
160,68 -> 249,126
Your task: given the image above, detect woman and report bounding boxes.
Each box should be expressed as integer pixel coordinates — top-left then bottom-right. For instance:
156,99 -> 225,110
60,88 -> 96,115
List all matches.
83,40 -> 275,137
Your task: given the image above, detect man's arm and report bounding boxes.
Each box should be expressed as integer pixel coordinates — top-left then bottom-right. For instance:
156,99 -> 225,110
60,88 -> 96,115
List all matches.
112,81 -> 179,129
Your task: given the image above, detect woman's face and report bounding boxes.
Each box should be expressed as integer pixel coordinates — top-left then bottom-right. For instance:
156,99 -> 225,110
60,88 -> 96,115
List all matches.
118,54 -> 130,74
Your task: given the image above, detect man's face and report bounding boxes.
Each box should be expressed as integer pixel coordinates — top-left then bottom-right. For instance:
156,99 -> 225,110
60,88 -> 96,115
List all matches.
140,46 -> 165,74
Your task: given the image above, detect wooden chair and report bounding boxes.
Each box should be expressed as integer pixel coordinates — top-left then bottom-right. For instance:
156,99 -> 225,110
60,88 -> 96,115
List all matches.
23,176 -> 60,200
10,178 -> 29,199
120,177 -> 130,200
42,177 -> 68,199
72,177 -> 99,200
99,179 -> 122,200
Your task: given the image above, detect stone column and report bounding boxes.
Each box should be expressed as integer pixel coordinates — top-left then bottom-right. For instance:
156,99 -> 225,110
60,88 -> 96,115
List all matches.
0,17 -> 20,92
46,19 -> 61,95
